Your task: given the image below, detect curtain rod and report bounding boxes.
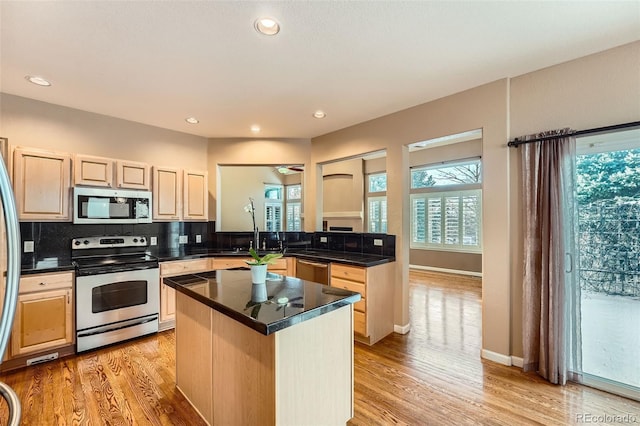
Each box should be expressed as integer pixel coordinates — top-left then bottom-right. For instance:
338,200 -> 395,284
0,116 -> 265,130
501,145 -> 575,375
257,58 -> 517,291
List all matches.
507,121 -> 640,148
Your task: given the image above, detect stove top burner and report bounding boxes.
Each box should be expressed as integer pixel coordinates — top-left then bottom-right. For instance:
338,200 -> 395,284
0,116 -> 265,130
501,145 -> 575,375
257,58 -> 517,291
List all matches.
72,235 -> 158,276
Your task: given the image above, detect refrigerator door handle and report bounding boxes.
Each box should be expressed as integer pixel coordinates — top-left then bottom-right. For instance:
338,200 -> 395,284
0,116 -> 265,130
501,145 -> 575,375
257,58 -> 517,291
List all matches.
0,139 -> 22,425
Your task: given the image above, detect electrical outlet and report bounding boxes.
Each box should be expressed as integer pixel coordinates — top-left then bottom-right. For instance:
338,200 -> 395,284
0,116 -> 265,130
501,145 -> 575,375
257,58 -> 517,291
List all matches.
150,236 -> 157,246
179,235 -> 188,244
24,241 -> 34,253
320,236 -> 328,243
196,234 -> 202,243
374,239 -> 383,247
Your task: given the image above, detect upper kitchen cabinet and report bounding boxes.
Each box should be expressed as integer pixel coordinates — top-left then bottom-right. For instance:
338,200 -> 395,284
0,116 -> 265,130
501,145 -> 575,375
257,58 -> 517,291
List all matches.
13,147 -> 71,221
153,166 -> 182,221
183,170 -> 208,221
74,154 -> 113,187
74,154 -> 151,190
153,167 -> 207,221
115,160 -> 151,190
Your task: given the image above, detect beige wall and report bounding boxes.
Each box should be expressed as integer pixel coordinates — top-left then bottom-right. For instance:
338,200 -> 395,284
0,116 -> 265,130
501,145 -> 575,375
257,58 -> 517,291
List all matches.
309,42 -> 639,362
508,41 -> 640,358
309,79 -> 510,360
0,94 -> 208,170
206,138 -> 311,225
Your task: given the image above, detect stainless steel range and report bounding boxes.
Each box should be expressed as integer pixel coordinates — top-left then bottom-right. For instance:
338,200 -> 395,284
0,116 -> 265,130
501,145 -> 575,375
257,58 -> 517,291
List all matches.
72,236 -> 159,353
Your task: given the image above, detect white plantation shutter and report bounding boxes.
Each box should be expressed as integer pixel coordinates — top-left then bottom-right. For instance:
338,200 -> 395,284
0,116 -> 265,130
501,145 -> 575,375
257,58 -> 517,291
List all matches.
265,202 -> 282,232
411,190 -> 482,252
368,196 -> 387,233
286,202 -> 301,231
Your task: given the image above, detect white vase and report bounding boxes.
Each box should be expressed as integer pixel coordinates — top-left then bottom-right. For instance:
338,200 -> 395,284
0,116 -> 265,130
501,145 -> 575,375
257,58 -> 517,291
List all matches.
250,264 -> 268,284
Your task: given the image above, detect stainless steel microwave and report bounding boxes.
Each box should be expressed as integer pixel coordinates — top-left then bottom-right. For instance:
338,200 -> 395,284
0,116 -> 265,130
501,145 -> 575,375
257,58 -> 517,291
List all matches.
73,187 -> 152,224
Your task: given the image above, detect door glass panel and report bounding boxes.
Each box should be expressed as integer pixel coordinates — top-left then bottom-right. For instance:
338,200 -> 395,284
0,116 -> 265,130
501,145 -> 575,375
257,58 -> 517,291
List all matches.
577,129 -> 640,396
92,280 -> 148,313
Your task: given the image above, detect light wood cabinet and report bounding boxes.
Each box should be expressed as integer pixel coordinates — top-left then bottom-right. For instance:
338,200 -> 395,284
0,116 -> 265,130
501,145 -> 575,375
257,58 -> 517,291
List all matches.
159,258 -> 212,330
152,166 -> 181,221
74,154 -> 113,187
153,167 -> 208,221
13,147 -> 72,221
330,262 -> 394,345
11,272 -> 74,357
183,169 -> 208,221
116,160 -> 151,190
75,155 -> 151,190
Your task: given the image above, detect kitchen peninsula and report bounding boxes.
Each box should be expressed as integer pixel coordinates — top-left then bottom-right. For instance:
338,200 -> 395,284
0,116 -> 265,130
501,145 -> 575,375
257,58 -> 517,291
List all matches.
163,269 -> 361,425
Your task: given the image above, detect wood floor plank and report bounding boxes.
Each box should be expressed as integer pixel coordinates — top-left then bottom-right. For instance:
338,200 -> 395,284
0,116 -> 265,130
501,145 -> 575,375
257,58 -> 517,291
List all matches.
0,270 -> 638,425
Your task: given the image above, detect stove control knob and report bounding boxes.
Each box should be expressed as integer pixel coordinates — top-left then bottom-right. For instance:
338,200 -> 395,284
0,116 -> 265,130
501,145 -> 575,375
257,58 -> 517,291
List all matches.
83,240 -> 89,245
133,238 -> 138,243
74,240 -> 81,246
139,237 -> 145,243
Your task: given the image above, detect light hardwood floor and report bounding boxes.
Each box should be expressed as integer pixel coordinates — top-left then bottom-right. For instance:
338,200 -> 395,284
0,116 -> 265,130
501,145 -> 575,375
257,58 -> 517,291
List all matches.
1,270 -> 638,425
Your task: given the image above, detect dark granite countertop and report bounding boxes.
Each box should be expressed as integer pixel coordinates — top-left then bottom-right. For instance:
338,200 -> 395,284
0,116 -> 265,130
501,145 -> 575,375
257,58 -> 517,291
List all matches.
157,248 -> 394,267
21,247 -> 394,275
163,269 -> 361,335
21,256 -> 75,275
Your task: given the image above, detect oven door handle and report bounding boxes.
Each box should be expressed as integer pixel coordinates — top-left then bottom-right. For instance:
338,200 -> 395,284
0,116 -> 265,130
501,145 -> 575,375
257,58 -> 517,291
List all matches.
77,315 -> 158,338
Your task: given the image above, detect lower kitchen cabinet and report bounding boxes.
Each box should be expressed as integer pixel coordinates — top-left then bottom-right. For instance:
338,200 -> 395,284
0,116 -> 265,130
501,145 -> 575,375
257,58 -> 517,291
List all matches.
11,271 -> 74,358
159,258 -> 211,330
330,262 -> 395,345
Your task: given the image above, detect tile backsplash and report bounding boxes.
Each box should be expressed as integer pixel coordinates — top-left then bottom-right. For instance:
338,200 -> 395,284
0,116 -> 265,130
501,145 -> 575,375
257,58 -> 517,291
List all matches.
19,221 -> 395,267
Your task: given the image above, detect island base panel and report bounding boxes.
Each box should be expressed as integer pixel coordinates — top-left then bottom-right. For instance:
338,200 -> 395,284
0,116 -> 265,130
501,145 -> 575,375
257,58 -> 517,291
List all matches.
175,292 -> 354,425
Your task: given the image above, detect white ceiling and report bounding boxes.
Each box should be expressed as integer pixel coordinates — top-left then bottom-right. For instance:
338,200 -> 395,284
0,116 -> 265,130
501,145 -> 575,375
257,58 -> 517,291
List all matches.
1,1 -> 639,139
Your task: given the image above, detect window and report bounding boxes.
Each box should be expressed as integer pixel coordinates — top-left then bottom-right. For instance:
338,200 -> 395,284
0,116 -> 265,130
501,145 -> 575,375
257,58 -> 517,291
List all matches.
410,159 -> 482,252
264,184 -> 283,231
367,173 -> 387,233
286,184 -> 302,231
411,159 -> 481,189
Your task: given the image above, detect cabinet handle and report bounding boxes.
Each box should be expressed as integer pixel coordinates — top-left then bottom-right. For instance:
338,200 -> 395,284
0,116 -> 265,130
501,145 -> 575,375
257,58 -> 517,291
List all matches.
39,282 -> 46,286
67,293 -> 70,304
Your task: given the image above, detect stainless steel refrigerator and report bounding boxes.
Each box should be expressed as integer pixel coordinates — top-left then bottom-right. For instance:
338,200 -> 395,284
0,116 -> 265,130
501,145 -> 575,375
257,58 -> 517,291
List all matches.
0,137 -> 22,425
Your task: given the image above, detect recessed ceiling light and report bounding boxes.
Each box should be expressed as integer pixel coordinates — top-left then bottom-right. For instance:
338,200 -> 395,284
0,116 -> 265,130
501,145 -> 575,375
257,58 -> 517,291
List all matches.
313,110 -> 326,119
25,75 -> 51,86
185,117 -> 199,124
251,125 -> 261,133
254,17 -> 280,36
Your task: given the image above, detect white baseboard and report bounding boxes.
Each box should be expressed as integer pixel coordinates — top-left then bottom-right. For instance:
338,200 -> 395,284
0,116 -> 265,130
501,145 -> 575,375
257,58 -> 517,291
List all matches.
409,264 -> 482,278
394,323 -> 411,334
481,349 -> 512,366
511,356 -> 524,368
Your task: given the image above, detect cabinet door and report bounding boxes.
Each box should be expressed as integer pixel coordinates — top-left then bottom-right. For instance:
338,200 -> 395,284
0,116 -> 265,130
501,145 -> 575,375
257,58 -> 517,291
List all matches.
11,288 -> 73,357
183,169 -> 208,221
160,283 -> 176,323
13,147 -> 71,220
153,166 -> 182,221
74,154 -> 114,187
116,160 -> 150,190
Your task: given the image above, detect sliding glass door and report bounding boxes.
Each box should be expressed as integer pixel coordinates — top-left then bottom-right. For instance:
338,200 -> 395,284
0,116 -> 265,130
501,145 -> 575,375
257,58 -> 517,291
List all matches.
576,128 -> 640,400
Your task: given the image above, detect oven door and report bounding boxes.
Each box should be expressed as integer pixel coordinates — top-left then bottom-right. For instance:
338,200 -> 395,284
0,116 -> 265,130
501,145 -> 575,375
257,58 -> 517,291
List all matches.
76,267 -> 159,332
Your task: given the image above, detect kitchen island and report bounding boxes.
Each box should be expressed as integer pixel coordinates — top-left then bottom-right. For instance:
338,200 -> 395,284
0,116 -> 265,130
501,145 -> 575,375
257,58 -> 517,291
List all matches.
163,269 -> 361,426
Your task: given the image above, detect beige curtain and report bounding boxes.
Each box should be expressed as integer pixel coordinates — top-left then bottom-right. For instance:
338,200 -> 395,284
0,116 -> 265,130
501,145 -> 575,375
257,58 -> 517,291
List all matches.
521,129 -> 580,385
